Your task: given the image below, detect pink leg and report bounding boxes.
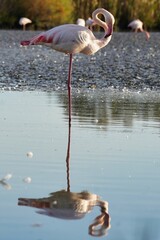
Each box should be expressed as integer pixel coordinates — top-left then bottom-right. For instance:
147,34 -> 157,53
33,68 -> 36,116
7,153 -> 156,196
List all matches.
65,53 -> 72,192
66,118 -> 71,192
68,54 -> 73,127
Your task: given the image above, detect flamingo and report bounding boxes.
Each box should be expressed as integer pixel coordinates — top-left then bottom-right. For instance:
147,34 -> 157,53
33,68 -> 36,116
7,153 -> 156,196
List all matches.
86,17 -> 95,31
76,18 -> 85,27
128,19 -> 150,40
21,8 -> 115,125
19,17 -> 32,31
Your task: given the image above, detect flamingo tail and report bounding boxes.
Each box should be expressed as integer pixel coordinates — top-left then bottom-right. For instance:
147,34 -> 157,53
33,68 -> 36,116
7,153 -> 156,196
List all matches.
21,32 -> 54,46
21,40 -> 31,46
18,197 -> 50,208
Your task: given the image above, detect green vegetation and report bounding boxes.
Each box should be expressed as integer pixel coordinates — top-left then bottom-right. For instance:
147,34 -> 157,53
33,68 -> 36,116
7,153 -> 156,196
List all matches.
0,0 -> 160,30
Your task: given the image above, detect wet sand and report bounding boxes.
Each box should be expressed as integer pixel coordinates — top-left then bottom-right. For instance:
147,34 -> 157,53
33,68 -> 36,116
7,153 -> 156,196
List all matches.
0,30 -> 160,92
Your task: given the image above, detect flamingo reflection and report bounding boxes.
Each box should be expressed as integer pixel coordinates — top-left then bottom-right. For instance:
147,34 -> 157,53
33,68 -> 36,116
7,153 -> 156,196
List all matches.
0,173 -> 12,190
18,122 -> 111,237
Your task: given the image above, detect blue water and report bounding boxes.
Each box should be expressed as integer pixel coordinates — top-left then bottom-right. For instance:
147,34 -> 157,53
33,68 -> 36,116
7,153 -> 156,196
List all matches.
0,90 -> 160,240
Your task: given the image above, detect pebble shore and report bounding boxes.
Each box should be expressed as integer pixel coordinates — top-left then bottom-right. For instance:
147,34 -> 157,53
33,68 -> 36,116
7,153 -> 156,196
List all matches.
0,30 -> 160,92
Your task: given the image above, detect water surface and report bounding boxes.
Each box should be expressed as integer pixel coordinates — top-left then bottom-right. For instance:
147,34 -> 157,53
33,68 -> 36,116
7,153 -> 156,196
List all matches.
0,90 -> 160,239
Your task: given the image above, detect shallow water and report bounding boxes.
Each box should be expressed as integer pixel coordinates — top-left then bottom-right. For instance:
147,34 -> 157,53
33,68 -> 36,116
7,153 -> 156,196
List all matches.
0,90 -> 160,239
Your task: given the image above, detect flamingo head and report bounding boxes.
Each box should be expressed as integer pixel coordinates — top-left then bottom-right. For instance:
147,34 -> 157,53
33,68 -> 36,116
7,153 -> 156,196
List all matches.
92,8 -> 115,38
103,9 -> 115,38
145,31 -> 150,40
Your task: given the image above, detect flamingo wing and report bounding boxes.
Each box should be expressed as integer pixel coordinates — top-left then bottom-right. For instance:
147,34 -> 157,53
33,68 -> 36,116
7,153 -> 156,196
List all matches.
21,24 -> 94,54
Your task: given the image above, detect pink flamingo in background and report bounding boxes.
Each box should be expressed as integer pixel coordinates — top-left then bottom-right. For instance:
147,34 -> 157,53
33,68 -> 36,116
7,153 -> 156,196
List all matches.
128,19 -> 150,40
21,8 -> 115,126
86,17 -> 95,31
19,17 -> 32,31
76,18 -> 85,26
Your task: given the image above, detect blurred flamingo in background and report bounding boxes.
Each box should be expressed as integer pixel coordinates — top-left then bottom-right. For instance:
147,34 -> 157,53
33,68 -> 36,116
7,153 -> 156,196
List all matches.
76,18 -> 85,26
128,19 -> 150,40
86,17 -> 95,31
19,17 -> 32,31
21,8 -> 115,126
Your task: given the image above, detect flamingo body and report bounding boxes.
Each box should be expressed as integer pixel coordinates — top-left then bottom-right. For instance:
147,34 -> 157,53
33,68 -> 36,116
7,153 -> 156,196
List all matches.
128,19 -> 143,31
19,17 -> 32,25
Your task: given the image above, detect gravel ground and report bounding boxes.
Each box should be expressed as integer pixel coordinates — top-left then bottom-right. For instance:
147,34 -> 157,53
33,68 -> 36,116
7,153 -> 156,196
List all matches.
0,30 -> 160,92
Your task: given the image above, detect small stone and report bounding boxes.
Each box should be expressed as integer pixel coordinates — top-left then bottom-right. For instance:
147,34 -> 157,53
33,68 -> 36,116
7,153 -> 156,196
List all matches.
26,151 -> 33,158
23,177 -> 32,183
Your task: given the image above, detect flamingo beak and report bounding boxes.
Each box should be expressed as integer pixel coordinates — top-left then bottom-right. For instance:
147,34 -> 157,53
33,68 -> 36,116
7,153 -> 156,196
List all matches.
104,24 -> 113,38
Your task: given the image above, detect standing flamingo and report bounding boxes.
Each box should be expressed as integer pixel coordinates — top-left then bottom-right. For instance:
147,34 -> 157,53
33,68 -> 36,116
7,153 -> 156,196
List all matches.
21,8 -> 115,125
76,18 -> 85,27
19,17 -> 32,31
128,19 -> 150,40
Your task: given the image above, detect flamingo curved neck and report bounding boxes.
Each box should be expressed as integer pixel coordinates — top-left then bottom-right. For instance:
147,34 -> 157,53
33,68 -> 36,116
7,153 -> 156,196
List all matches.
92,8 -> 114,37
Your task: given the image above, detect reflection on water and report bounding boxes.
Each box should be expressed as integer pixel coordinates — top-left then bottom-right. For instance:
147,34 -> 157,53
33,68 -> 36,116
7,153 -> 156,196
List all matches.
58,91 -> 160,128
18,190 -> 110,237
18,117 -> 111,237
0,173 -> 12,190
0,179 -> 12,190
1,91 -> 160,240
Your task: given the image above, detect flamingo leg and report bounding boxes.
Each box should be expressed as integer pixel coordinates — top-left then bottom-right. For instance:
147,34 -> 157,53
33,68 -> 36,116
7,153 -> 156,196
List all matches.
65,54 -> 73,192
66,119 -> 71,192
68,54 -> 73,127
